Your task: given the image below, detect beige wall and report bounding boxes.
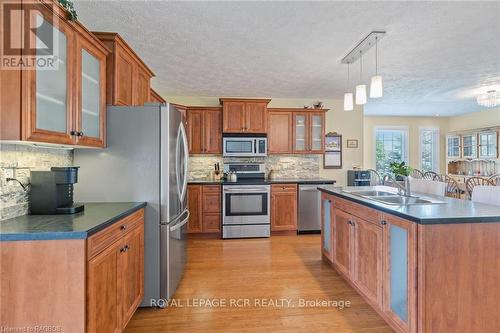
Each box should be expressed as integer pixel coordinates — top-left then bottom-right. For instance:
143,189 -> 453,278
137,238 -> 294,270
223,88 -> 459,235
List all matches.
363,116 -> 449,173
447,107 -> 500,132
166,96 -> 364,185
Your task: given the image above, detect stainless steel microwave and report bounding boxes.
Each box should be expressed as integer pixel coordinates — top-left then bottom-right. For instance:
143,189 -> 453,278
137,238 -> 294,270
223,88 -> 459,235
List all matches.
222,135 -> 267,157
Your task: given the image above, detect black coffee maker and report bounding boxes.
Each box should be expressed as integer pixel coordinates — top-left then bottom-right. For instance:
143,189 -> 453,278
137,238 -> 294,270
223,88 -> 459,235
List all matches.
30,167 -> 84,214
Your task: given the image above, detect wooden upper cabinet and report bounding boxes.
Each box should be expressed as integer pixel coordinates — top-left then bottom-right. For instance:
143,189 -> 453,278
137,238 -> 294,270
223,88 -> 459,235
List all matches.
0,1 -> 109,147
150,89 -> 166,104
245,102 -> 268,133
204,109 -> 222,153
186,107 -> 222,154
92,32 -> 155,106
187,110 -> 204,154
75,33 -> 108,147
266,108 -> 328,154
268,111 -> 293,153
222,101 -> 245,132
220,98 -> 270,133
271,184 -> 297,231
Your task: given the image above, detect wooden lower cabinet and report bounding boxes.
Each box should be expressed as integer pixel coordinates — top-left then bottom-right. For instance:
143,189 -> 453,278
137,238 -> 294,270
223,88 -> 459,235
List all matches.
271,184 -> 297,231
323,195 -> 500,333
87,240 -> 122,333
187,184 -> 221,234
119,225 -> 145,329
353,216 -> 383,308
332,208 -> 352,276
87,209 -> 145,333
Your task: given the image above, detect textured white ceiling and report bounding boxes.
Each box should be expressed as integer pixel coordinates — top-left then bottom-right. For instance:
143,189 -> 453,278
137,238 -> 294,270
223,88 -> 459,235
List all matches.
74,1 -> 500,116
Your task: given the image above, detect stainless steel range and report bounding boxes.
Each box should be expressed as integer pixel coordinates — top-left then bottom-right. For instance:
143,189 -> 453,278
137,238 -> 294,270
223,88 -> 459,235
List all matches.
222,163 -> 270,239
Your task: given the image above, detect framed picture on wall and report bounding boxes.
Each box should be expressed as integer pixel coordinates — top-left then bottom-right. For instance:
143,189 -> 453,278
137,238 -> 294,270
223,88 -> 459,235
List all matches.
346,139 -> 358,148
324,133 -> 342,169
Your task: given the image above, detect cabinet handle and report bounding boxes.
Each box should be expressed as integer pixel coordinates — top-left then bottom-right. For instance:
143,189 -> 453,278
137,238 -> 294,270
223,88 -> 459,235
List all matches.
78,131 -> 84,137
351,221 -> 356,227
381,220 -> 387,226
120,225 -> 127,231
120,245 -> 129,253
347,220 -> 352,225
70,130 -> 78,136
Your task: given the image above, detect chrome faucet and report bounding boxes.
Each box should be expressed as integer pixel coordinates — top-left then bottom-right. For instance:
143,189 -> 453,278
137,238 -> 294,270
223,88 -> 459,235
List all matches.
383,175 -> 411,197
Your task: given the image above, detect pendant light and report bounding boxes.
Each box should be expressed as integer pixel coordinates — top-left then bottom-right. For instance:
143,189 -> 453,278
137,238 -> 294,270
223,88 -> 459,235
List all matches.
355,50 -> 367,105
370,35 -> 383,98
343,62 -> 354,111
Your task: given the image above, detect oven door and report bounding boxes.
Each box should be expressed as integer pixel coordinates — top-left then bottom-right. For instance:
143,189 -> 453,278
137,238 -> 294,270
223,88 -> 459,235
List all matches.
223,137 -> 255,157
223,186 -> 270,225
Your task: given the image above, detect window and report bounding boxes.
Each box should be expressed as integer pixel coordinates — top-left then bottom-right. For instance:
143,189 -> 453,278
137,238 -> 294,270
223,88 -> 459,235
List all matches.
420,128 -> 440,172
375,127 -> 409,175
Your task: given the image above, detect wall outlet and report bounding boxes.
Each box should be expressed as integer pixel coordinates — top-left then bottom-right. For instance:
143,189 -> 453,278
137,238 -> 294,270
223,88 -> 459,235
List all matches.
3,168 -> 15,181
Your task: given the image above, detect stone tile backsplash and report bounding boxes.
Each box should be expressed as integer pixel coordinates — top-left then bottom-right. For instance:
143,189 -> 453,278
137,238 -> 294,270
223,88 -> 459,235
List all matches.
0,144 -> 73,221
189,154 -> 321,180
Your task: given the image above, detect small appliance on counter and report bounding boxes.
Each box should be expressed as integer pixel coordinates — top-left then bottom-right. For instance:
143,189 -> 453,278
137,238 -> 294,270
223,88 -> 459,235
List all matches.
30,167 -> 84,214
347,170 -> 372,186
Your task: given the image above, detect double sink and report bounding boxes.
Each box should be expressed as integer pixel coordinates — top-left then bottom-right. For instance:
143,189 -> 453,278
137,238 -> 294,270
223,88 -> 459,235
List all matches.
344,188 -> 447,206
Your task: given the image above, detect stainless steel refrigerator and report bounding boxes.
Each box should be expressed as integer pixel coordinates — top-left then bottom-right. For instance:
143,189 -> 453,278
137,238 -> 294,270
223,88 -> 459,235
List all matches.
74,103 -> 189,306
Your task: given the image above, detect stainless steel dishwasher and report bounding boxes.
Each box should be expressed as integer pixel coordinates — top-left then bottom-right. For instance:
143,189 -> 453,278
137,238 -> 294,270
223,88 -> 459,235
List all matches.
298,183 -> 330,233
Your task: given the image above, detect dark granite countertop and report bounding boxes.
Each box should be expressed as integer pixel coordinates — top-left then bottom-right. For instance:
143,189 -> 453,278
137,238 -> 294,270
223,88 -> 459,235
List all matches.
188,178 -> 336,185
318,186 -> 500,224
0,202 -> 147,241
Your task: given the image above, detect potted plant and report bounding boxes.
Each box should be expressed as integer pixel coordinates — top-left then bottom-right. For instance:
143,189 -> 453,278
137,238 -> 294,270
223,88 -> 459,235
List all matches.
389,161 -> 412,181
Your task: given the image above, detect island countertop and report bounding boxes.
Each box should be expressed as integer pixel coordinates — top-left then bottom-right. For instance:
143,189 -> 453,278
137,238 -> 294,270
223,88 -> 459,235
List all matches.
318,185 -> 500,224
0,202 -> 147,241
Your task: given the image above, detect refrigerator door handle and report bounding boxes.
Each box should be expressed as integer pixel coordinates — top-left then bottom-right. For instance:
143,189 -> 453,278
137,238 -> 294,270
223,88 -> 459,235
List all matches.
180,122 -> 189,203
170,210 -> 190,232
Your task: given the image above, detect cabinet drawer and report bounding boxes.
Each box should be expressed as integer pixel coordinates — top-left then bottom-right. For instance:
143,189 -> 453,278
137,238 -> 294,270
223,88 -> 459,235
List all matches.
271,184 -> 297,192
203,193 -> 221,213
332,197 -> 381,225
203,213 -> 221,233
203,185 -> 221,193
87,209 -> 144,259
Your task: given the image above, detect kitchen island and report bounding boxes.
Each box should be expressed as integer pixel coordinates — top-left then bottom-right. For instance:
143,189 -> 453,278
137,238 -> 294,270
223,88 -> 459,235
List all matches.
0,202 -> 146,333
318,185 -> 500,333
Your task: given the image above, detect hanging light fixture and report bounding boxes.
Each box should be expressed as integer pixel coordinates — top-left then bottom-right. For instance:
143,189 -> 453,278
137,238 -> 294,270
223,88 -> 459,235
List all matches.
355,50 -> 367,105
476,90 -> 500,108
343,62 -> 354,111
370,35 -> 383,98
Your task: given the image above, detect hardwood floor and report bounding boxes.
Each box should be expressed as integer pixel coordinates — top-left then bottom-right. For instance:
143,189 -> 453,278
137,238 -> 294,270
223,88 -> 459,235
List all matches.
124,235 -> 393,333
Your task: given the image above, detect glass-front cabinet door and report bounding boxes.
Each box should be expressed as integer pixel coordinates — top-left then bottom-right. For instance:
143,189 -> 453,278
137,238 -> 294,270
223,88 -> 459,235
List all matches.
382,214 -> 417,333
293,113 -> 308,152
321,194 -> 333,261
75,36 -> 107,147
479,131 -> 498,159
310,112 -> 324,153
24,8 -> 74,144
462,134 -> 478,159
446,135 -> 461,159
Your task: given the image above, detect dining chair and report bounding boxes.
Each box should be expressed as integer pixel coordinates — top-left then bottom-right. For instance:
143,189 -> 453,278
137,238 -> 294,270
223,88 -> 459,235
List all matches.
471,185 -> 500,206
443,175 -> 460,198
465,177 -> 495,199
410,168 -> 424,179
488,173 -> 500,186
423,171 -> 441,181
